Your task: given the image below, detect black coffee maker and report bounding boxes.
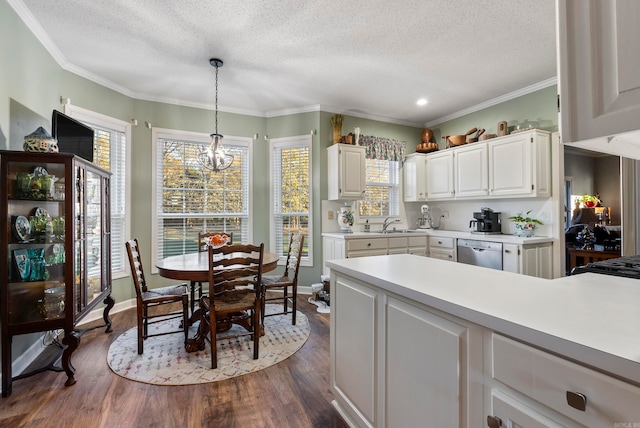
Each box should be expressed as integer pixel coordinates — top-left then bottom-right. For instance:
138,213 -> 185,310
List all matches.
470,207 -> 502,234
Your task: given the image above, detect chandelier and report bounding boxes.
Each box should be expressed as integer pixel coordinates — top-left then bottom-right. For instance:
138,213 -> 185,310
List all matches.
198,58 -> 233,172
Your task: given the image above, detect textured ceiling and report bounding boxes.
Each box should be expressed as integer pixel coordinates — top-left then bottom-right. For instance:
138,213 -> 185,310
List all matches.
15,0 -> 557,126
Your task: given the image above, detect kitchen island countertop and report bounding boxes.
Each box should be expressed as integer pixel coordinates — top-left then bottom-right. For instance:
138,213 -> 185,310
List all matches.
327,254 -> 640,385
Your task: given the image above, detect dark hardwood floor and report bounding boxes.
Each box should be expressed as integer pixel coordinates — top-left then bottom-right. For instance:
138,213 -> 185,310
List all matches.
0,295 -> 348,428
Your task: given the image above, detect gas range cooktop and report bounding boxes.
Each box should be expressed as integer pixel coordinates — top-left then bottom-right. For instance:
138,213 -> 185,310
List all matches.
571,255 -> 640,279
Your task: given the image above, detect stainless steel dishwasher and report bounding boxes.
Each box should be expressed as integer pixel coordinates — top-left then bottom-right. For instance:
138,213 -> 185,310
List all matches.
457,239 -> 503,270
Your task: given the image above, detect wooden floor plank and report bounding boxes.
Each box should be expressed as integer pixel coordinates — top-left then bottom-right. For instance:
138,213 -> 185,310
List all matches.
0,295 -> 347,428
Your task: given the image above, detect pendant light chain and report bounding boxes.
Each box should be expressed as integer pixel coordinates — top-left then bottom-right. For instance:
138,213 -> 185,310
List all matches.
214,62 -> 219,135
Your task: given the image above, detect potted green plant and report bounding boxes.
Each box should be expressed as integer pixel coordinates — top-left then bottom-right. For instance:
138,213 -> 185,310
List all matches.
508,210 -> 543,237
579,194 -> 600,208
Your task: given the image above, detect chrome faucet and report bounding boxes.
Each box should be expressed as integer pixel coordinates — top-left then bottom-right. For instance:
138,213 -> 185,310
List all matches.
382,217 -> 398,232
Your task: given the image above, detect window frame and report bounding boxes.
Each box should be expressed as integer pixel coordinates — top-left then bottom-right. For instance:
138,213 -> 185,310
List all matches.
64,104 -> 131,280
269,135 -> 312,267
151,128 -> 252,272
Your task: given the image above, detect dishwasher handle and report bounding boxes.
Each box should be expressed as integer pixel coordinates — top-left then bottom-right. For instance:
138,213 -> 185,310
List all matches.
457,239 -> 503,252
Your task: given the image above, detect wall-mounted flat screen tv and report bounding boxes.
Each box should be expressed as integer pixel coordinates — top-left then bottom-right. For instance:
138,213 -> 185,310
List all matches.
51,110 -> 95,162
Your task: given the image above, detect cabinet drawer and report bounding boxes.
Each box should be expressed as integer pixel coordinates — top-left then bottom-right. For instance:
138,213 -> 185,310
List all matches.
387,237 -> 408,249
428,236 -> 454,249
347,238 -> 387,252
408,236 -> 428,247
490,333 -> 640,426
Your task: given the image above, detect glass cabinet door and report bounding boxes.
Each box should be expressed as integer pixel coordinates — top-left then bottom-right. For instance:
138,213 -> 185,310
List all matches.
85,169 -> 103,309
5,159 -> 67,325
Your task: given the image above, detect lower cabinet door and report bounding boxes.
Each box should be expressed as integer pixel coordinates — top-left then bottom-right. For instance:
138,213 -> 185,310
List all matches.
386,297 -> 467,428
489,390 -> 565,428
429,248 -> 455,261
332,276 -> 378,426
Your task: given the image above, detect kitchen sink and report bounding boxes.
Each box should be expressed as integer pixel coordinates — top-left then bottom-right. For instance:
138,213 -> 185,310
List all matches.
382,229 -> 427,234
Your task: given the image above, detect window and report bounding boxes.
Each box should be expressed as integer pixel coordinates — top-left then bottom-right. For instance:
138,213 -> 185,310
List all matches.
152,129 -> 251,266
65,105 -> 130,279
270,135 -> 311,265
359,158 -> 400,218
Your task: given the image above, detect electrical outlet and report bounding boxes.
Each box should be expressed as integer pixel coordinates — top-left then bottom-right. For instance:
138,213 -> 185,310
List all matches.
328,210 -> 334,220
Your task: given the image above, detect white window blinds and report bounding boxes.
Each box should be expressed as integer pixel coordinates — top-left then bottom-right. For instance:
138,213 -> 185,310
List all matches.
270,135 -> 311,265
152,130 -> 251,265
359,158 -> 400,218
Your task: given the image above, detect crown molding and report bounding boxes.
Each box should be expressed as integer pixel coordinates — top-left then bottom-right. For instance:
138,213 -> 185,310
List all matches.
424,77 -> 558,128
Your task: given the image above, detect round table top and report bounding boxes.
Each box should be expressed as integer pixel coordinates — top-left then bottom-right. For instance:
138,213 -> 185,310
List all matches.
156,251 -> 279,282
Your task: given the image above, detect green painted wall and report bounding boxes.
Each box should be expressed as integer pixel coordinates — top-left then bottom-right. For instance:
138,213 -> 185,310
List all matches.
431,85 -> 558,147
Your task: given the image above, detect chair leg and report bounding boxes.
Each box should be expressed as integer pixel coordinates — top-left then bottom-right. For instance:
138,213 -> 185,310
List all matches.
292,285 -> 297,325
209,305 -> 217,369
189,281 -> 196,314
253,305 -> 260,360
283,287 -> 289,314
182,294 -> 189,345
261,287 -> 266,324
137,304 -> 144,354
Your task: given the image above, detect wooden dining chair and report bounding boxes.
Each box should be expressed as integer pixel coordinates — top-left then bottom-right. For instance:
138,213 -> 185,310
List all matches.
125,238 -> 189,354
199,242 -> 264,369
190,232 -> 234,313
261,233 -> 304,325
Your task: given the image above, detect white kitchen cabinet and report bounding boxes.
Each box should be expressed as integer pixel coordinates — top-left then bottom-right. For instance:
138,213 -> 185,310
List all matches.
454,142 -> 488,198
487,390 -> 565,428
323,235 -> 430,273
346,237 -> 388,258
387,236 -> 408,255
488,130 -> 550,198
558,0 -> 640,145
331,275 -> 379,427
327,144 -> 366,200
322,236 -> 345,275
428,236 -> 456,262
407,236 -> 428,257
486,333 -> 640,427
502,242 -> 553,279
418,129 -> 549,202
331,272 -> 484,428
386,297 -> 482,428
425,150 -> 454,200
403,153 -> 427,202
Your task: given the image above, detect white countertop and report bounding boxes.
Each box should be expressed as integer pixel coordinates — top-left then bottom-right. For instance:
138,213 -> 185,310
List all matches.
322,229 -> 554,245
326,254 -> 640,385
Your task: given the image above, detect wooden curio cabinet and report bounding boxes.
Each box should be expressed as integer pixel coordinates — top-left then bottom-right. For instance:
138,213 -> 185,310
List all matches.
1,150 -> 114,396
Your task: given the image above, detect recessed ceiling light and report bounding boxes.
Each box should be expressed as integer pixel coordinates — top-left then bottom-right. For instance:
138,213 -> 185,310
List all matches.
416,98 -> 428,106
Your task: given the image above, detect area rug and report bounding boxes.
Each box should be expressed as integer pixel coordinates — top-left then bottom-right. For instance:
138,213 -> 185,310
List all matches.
107,305 -> 310,385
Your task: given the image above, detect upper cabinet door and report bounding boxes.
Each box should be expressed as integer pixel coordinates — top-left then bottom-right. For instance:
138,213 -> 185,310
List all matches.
454,143 -> 488,198
489,134 -> 533,197
558,0 -> 640,144
327,144 -> 366,200
425,151 -> 454,200
403,153 -> 427,202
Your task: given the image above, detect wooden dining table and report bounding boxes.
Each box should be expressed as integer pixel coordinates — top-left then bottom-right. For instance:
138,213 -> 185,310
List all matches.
156,250 -> 280,351
155,251 -> 279,283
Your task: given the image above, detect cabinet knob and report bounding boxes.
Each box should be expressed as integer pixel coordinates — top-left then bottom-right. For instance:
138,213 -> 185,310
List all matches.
504,249 -> 511,254
367,242 -> 371,247
487,415 -> 502,428
566,391 -> 587,411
